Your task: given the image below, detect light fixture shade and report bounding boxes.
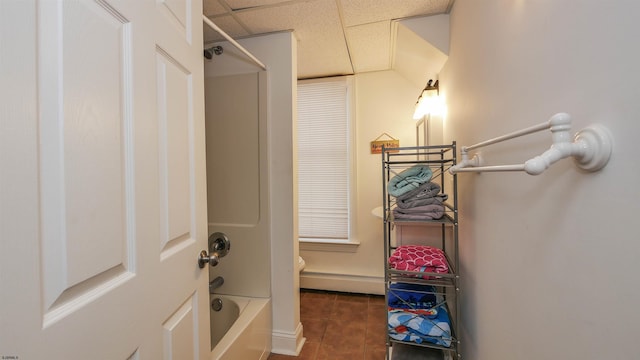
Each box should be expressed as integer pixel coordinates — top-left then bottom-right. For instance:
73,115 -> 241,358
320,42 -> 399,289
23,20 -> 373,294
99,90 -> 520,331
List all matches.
412,89 -> 437,119
412,79 -> 443,119
413,90 -> 444,120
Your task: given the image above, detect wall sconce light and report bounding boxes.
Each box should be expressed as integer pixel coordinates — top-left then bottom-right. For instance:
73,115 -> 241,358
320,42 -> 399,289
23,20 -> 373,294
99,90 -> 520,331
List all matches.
412,79 -> 443,120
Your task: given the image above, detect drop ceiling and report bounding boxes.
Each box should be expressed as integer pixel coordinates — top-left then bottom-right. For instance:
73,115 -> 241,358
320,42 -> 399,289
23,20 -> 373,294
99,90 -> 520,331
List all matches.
203,0 -> 454,79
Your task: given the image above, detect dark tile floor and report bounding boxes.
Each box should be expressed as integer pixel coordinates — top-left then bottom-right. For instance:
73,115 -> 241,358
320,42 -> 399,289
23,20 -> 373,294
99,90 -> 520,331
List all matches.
268,289 -> 388,360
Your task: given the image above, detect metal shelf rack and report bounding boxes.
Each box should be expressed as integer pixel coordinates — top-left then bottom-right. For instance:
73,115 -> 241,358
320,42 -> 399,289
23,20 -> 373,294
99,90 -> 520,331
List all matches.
382,144 -> 461,360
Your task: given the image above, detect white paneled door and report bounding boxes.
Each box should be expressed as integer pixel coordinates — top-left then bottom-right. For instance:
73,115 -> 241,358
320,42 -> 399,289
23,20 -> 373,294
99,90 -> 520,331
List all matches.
0,1 -> 209,359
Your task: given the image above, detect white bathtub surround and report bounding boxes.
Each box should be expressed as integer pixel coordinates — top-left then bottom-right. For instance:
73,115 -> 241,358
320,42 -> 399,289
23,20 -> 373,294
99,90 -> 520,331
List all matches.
210,296 -> 271,360
205,31 -> 303,356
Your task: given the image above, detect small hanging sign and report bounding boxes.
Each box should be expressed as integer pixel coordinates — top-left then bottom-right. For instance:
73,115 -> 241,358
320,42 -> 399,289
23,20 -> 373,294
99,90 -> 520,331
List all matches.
370,133 -> 399,154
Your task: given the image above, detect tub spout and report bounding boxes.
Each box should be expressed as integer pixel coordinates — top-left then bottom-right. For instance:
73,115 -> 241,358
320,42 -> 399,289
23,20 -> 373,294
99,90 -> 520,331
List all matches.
209,276 -> 224,294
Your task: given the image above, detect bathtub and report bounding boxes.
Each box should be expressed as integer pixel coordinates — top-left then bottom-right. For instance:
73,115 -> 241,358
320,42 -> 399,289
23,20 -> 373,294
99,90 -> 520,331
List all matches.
209,295 -> 271,360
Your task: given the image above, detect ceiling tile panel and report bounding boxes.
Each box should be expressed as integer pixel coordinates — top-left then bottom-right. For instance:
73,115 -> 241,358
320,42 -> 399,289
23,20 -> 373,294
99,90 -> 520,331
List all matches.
224,0 -> 298,9
202,0 -> 452,78
235,0 -> 338,36
341,0 -> 449,27
236,0 -> 353,78
203,15 -> 251,43
203,0 -> 228,16
347,21 -> 391,73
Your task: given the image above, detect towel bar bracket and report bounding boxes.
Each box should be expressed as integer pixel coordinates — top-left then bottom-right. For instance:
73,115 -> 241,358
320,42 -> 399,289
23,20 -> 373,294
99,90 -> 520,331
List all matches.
571,124 -> 613,172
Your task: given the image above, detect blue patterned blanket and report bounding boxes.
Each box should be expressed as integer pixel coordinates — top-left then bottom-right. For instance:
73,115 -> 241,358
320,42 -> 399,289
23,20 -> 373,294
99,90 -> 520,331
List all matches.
388,304 -> 452,347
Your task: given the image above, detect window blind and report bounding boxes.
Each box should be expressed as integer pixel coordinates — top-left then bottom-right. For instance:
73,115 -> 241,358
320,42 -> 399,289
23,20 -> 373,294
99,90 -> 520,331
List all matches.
297,79 -> 350,240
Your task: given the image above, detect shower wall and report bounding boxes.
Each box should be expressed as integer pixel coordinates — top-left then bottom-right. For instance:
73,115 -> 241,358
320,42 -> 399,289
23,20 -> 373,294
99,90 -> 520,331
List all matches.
203,31 -> 302,355
204,71 -> 269,298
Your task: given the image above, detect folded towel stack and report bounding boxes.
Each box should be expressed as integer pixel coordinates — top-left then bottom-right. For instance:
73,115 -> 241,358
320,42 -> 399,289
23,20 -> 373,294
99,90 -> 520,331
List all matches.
393,204 -> 445,220
396,181 -> 447,209
387,283 -> 452,348
388,283 -> 439,311
388,305 -> 452,347
387,165 -> 433,197
388,245 -> 449,278
387,165 -> 447,220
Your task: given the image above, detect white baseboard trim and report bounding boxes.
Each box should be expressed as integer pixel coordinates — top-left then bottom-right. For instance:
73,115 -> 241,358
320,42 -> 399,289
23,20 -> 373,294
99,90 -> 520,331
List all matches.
271,322 -> 305,356
300,271 -> 385,295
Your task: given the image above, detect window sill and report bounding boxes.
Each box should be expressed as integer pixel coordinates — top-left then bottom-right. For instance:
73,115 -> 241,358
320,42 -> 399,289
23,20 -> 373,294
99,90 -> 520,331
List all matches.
299,239 -> 360,253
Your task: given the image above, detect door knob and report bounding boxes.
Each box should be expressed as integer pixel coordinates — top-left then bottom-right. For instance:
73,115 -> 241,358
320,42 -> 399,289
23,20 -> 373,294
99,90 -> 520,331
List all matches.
198,250 -> 220,268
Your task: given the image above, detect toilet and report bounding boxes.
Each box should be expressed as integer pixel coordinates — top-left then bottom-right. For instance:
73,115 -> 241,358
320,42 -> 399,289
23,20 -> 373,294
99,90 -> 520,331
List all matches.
298,256 -> 306,272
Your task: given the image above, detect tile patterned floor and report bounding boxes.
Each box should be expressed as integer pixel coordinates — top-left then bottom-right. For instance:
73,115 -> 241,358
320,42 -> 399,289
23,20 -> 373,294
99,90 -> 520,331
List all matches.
268,289 -> 387,360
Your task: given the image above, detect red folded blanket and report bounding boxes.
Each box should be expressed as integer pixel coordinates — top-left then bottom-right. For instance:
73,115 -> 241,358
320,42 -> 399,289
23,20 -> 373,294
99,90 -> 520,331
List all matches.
389,245 -> 449,276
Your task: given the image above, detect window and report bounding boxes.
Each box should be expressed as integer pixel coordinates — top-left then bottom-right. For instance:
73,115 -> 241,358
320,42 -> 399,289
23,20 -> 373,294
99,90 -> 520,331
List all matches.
297,76 -> 356,248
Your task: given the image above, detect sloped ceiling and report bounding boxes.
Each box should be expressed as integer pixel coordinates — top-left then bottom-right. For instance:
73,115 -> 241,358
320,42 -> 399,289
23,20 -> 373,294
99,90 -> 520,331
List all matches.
203,0 -> 454,79
393,15 -> 449,88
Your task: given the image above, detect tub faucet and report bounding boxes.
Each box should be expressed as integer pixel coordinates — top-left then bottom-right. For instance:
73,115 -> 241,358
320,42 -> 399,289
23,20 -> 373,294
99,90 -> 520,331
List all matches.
209,276 -> 224,294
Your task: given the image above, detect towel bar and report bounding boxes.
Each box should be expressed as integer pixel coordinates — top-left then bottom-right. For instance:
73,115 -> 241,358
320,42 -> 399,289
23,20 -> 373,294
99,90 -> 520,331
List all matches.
449,113 -> 613,175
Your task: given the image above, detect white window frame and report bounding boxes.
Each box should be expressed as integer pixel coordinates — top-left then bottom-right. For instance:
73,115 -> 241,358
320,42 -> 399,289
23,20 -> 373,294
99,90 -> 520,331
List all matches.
297,76 -> 358,252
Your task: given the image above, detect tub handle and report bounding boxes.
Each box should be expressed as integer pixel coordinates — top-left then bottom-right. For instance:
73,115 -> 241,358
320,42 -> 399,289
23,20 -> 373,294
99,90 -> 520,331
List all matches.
209,232 -> 230,258
198,250 -> 220,268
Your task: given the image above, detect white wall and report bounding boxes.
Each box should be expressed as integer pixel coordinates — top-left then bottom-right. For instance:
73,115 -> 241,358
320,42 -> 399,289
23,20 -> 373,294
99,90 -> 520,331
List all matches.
440,1 -> 640,359
300,70 -> 425,294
